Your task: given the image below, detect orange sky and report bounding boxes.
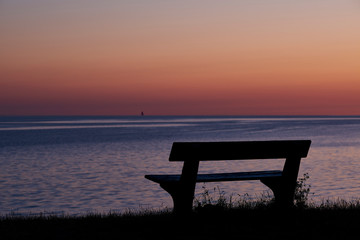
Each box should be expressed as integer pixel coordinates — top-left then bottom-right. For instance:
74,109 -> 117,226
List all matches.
1,1 -> 359,115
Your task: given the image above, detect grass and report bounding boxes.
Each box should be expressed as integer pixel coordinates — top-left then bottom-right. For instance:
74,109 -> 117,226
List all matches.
2,175 -> 360,239
2,198 -> 360,239
2,201 -> 360,240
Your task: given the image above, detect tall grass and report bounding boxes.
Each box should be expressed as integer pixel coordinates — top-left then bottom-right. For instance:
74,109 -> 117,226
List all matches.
194,173 -> 318,211
193,184 -> 274,211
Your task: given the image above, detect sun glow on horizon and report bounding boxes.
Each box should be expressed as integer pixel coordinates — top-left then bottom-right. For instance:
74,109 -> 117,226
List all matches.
1,1 -> 359,116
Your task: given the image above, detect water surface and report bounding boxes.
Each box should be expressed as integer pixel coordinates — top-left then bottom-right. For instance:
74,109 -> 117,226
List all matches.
1,116 -> 360,215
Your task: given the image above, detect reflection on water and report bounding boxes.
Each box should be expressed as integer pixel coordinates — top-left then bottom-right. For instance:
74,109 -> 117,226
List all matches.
0,123 -> 192,131
1,116 -> 360,215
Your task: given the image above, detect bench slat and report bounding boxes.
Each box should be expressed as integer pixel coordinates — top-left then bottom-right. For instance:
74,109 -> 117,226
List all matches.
145,170 -> 282,184
197,170 -> 282,182
145,174 -> 181,183
169,140 -> 311,161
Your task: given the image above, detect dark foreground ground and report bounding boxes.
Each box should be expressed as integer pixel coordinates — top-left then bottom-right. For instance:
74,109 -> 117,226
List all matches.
1,206 -> 360,240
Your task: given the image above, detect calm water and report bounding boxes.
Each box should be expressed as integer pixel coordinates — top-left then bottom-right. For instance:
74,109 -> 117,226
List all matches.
1,116 -> 360,215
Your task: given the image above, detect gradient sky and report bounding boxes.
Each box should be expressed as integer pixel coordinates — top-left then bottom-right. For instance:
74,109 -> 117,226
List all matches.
1,0 -> 359,115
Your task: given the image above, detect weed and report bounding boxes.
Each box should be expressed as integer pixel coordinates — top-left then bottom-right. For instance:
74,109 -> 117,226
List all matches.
193,184 -> 274,211
194,172 -> 313,210
294,172 -> 312,208
194,185 -> 230,210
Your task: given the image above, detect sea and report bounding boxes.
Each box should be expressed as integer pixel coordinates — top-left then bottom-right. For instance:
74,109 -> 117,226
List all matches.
1,116 -> 360,216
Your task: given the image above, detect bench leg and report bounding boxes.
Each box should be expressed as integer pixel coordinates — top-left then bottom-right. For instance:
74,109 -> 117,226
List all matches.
262,156 -> 302,207
261,178 -> 296,207
160,182 -> 195,214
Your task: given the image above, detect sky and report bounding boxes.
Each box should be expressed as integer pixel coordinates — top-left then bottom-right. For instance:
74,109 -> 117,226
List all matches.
1,0 -> 359,116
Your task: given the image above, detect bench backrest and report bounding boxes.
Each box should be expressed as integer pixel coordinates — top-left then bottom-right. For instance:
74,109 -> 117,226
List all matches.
169,140 -> 311,161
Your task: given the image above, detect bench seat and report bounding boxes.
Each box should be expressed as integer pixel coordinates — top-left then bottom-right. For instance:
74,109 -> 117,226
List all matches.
145,140 -> 311,213
145,170 -> 282,184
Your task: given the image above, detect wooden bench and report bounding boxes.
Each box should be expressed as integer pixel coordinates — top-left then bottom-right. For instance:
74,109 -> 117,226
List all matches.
145,140 -> 311,213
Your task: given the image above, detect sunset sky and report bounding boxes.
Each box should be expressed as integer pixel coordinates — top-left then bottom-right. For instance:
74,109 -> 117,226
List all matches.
1,0 -> 359,116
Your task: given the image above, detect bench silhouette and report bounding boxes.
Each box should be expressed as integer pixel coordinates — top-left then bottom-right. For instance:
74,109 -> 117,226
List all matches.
145,140 -> 311,213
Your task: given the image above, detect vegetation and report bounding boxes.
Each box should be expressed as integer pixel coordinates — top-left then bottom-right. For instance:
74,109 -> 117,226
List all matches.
294,172 -> 312,207
194,173 -> 313,211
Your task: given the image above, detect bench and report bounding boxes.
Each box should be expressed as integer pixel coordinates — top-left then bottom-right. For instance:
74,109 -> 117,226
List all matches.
145,140 -> 311,213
